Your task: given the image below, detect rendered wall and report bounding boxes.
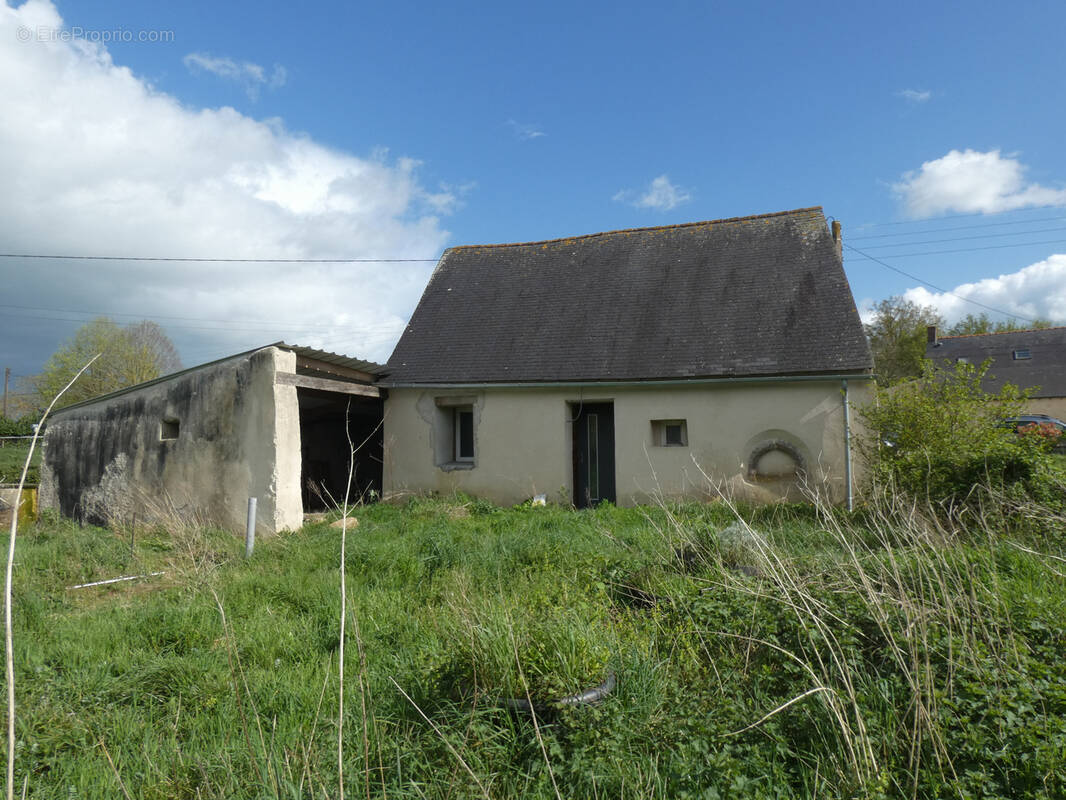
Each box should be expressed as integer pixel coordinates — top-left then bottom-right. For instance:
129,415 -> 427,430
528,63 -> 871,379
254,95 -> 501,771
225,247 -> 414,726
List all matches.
382,379 -> 873,507
40,347 -> 304,534
1026,398 -> 1066,421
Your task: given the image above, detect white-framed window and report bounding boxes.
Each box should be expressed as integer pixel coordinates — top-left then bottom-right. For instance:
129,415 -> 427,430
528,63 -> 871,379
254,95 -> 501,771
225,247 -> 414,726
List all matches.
434,396 -> 477,469
1013,349 -> 1032,360
651,419 -> 688,447
453,406 -> 474,462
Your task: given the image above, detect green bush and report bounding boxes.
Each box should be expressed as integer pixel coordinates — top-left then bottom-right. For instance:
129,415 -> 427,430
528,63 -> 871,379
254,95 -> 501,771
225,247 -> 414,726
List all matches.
858,360 -> 1060,510
0,415 -> 35,437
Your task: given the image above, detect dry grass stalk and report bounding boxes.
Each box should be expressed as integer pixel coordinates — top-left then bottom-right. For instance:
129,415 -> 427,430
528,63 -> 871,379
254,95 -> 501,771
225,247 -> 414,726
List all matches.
6,353 -> 98,800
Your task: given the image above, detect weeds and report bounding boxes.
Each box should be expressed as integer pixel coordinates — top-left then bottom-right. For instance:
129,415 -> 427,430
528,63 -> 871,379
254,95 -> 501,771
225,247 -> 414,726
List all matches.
5,491 -> 1066,798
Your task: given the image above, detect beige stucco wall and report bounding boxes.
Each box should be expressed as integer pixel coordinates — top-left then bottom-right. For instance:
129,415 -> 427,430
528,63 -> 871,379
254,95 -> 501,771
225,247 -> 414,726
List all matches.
40,346 -> 304,534
1027,397 -> 1066,420
383,378 -> 874,507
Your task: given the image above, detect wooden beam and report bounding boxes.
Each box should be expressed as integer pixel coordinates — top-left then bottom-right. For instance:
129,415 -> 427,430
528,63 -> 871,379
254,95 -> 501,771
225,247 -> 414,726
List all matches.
295,356 -> 376,384
275,372 -> 380,398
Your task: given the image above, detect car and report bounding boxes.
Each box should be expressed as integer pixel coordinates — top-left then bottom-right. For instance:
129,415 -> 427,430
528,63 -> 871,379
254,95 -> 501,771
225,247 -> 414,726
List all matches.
1004,415 -> 1066,452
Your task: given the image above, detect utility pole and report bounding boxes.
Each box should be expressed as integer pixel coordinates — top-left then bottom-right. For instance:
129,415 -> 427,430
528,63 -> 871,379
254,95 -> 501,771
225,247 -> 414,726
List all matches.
2,368 -> 8,419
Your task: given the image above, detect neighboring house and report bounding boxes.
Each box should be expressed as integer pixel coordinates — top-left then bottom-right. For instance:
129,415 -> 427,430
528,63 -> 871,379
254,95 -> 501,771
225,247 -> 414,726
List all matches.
381,207 -> 874,508
40,344 -> 384,534
926,326 -> 1066,419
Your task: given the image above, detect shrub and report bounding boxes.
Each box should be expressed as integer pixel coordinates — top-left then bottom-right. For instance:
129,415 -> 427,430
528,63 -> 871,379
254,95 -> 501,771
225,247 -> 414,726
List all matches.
0,415 -> 35,437
858,360 -> 1060,511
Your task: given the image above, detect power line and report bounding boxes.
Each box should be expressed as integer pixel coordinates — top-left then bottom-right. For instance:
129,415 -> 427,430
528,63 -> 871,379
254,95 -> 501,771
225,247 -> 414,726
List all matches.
851,204 -> 1065,230
0,312 -> 405,337
850,214 -> 1066,241
843,242 -> 1039,324
0,304 -> 408,335
857,225 -> 1066,250
845,238 -> 1066,259
0,253 -> 440,263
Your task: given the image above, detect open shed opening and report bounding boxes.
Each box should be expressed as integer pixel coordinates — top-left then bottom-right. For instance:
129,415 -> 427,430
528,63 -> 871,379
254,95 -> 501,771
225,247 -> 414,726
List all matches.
297,388 -> 383,511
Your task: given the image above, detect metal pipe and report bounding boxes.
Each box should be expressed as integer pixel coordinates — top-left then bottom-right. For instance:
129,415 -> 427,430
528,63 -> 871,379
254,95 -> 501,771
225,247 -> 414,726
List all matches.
245,497 -> 257,558
842,379 -> 853,512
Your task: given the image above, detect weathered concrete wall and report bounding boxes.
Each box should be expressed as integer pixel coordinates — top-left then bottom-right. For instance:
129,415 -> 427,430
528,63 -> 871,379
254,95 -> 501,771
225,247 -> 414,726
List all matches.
40,347 -> 304,534
383,379 -> 874,506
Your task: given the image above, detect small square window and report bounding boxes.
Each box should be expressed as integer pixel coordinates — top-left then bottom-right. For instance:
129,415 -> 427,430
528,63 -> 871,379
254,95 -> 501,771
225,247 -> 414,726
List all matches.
1013,349 -> 1031,360
651,419 -> 687,447
160,418 -> 179,441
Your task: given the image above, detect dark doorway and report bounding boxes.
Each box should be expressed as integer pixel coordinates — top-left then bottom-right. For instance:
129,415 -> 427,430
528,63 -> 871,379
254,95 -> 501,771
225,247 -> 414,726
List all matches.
297,388 -> 383,511
572,402 -> 616,508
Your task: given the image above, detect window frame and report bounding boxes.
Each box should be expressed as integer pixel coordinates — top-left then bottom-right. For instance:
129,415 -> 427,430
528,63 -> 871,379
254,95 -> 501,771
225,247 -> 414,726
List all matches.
453,406 -> 475,463
651,419 -> 688,447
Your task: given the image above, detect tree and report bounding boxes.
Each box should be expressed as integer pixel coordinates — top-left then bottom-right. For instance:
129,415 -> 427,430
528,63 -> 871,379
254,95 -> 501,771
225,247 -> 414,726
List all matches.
30,317 -> 183,410
946,313 -> 1052,336
863,296 -> 944,385
858,359 -> 1058,510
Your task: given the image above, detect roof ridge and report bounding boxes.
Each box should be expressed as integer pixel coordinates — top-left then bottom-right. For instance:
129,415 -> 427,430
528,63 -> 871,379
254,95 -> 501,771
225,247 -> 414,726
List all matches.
938,325 -> 1066,340
444,206 -> 825,252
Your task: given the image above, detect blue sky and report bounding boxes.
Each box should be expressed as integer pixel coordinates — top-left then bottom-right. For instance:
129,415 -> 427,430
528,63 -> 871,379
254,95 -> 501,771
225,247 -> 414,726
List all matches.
2,0 -> 1066,391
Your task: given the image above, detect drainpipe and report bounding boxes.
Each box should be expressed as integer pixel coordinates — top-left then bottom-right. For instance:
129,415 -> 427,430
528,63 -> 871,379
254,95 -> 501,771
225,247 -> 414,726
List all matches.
842,379 -> 853,512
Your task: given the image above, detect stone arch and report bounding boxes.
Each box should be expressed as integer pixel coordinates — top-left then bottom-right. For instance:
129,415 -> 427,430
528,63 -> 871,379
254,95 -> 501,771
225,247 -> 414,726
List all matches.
746,438 -> 807,481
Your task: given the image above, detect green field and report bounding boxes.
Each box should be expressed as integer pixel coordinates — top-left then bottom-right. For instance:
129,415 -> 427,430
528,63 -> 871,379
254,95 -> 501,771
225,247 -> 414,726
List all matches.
0,441 -> 39,485
6,495 -> 1066,799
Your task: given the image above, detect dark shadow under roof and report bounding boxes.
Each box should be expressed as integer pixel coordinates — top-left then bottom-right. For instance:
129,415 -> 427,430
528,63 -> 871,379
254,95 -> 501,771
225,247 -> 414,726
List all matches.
927,327 -> 1066,397
386,207 -> 872,384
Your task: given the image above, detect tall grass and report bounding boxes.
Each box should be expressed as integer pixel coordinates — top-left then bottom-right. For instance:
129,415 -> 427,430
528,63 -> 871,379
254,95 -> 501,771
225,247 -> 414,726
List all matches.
5,491 -> 1065,798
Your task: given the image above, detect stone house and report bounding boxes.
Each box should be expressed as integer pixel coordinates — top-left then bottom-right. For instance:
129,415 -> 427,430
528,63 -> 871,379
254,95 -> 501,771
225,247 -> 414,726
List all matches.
381,207 -> 874,508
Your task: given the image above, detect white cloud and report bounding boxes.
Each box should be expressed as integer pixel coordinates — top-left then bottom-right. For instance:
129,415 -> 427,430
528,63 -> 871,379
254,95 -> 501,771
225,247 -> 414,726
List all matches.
900,254 -> 1066,325
613,174 -> 691,211
505,119 -> 545,140
0,0 -> 454,371
184,51 -> 287,100
896,88 -> 931,103
894,149 -> 1066,217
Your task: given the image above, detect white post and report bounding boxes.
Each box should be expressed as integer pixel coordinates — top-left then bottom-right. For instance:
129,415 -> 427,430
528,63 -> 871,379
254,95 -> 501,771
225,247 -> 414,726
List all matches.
245,497 -> 257,558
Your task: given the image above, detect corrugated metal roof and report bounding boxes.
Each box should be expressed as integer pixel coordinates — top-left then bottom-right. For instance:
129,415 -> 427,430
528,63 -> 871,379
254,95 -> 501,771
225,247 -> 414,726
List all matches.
275,343 -> 387,377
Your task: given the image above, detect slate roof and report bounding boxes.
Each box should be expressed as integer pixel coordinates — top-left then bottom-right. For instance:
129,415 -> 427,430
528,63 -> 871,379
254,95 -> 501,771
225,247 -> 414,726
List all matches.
385,207 -> 873,384
927,327 -> 1066,397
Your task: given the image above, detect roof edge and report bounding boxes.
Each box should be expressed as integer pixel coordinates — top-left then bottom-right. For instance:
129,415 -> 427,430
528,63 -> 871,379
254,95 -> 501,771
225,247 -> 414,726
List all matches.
380,370 -> 873,390
936,325 -> 1066,341
441,206 -> 825,254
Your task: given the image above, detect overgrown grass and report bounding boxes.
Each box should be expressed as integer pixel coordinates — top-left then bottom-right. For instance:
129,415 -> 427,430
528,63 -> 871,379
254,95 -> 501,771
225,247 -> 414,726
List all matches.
6,494 -> 1066,798
0,442 -> 38,484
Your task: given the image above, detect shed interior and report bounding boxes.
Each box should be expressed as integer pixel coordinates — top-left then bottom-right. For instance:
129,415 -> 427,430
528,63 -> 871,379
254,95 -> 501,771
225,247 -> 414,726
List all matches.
297,387 -> 383,511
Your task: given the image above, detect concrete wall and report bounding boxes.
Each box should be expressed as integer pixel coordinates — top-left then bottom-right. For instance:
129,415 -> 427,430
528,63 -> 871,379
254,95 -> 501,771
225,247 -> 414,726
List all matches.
40,347 -> 304,534
383,379 -> 873,506
1027,397 -> 1066,420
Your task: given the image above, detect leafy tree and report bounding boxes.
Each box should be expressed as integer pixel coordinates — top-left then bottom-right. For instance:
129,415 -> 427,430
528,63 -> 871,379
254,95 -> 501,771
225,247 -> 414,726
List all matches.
858,360 -> 1059,511
30,317 -> 183,409
946,313 -> 1052,336
863,296 -> 944,384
